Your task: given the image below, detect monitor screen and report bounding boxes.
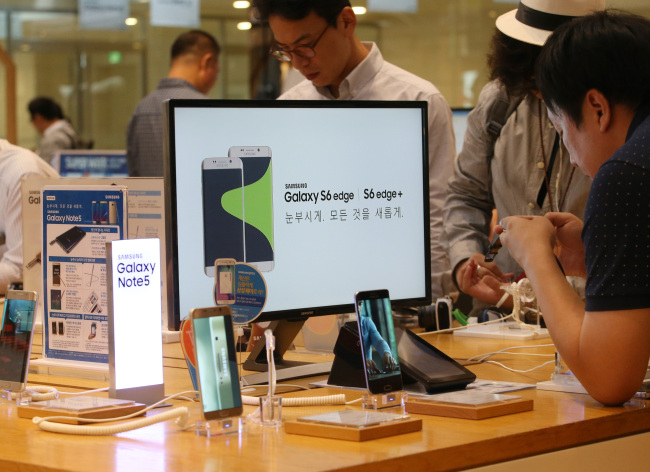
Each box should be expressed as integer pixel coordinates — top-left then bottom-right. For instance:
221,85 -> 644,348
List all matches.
164,100 -> 431,330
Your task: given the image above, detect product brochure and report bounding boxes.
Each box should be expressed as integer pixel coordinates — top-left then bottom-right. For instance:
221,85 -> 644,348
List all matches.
42,185 -> 127,363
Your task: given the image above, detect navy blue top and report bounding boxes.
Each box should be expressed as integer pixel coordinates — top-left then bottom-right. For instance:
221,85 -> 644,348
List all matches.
583,101 -> 650,311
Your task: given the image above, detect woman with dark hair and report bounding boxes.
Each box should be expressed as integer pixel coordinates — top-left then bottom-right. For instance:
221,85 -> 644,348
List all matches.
442,0 -> 603,312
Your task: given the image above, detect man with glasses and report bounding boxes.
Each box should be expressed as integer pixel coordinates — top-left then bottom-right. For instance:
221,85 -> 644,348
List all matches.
253,0 -> 456,301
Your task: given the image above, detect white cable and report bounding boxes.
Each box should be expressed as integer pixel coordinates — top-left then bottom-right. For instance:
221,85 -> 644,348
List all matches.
32,390 -> 198,435
483,359 -> 555,374
241,393 -> 347,407
466,344 -> 555,363
34,407 -> 190,436
416,312 -> 517,336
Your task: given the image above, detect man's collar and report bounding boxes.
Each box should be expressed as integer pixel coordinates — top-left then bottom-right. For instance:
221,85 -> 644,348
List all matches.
314,42 -> 382,99
43,119 -> 66,137
626,99 -> 650,142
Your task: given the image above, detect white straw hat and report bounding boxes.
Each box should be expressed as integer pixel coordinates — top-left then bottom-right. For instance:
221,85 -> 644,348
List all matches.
496,0 -> 606,46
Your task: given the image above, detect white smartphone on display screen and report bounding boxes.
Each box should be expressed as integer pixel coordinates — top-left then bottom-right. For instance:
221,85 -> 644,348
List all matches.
228,146 -> 275,272
201,157 -> 245,277
215,258 -> 237,305
0,290 -> 39,392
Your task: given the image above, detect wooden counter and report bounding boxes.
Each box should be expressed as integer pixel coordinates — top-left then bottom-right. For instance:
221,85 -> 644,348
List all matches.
1,332 -> 649,472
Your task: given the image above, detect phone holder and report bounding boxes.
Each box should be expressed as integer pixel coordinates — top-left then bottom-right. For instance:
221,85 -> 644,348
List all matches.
0,389 -> 34,406
362,390 -> 407,414
258,395 -> 282,427
195,417 -> 246,438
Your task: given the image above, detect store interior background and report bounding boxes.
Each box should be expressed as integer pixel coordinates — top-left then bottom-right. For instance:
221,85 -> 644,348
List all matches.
0,0 -> 648,153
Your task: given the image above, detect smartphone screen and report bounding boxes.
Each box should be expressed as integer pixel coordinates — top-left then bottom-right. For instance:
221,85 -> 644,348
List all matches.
355,289 -> 403,394
191,307 -> 243,419
216,261 -> 236,304
229,147 -> 274,272
0,291 -> 38,390
201,158 -> 245,276
52,263 -> 61,286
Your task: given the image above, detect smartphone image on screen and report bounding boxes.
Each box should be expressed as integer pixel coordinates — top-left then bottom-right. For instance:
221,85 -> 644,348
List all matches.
354,289 -> 403,394
0,290 -> 38,392
52,263 -> 61,286
228,146 -> 274,272
201,158 -> 245,277
215,258 -> 236,305
190,306 -> 243,420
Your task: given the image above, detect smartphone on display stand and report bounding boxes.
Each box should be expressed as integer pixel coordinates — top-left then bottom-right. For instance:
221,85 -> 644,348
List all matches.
354,289 -> 403,394
0,290 -> 38,392
215,258 -> 236,305
190,306 -> 243,420
201,158 -> 245,277
228,146 -> 275,272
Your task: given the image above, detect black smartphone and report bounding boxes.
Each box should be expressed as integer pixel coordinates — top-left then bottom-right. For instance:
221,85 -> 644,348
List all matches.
51,226 -> 86,254
190,306 -> 243,420
0,290 -> 38,392
484,234 -> 502,262
354,289 -> 403,394
201,158 -> 245,276
52,263 -> 61,286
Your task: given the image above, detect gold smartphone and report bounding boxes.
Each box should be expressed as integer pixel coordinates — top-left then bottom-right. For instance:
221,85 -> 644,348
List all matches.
190,306 -> 243,420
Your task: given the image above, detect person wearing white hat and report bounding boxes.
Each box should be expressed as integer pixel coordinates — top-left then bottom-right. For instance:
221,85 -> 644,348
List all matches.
443,0 -> 604,312
498,10 -> 650,405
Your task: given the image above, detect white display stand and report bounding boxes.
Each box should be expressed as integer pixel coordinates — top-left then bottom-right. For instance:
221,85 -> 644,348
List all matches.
454,321 -> 550,340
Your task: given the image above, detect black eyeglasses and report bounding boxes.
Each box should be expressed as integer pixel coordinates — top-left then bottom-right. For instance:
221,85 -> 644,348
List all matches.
270,24 -> 330,63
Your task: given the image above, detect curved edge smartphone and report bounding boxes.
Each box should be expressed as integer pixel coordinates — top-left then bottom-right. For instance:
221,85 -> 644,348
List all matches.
215,258 -> 236,305
0,290 -> 38,392
190,306 -> 243,420
354,289 -> 403,394
201,157 -> 245,277
228,146 -> 275,272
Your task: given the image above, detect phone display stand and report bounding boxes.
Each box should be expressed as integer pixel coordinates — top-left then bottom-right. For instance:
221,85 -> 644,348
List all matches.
195,417 -> 246,438
1,389 -> 34,406
362,390 -> 407,414
537,350 -> 588,394
257,395 -> 283,427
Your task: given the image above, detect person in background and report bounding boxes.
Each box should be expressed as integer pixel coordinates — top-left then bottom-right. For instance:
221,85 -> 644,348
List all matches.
443,0 -> 602,313
252,0 -> 456,300
0,140 -> 58,294
126,29 -> 220,177
498,10 -> 650,405
28,97 -> 80,164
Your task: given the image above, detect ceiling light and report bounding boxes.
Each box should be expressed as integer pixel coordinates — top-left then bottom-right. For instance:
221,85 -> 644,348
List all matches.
233,1 -> 250,8
125,18 -> 138,26
237,22 -> 252,31
352,6 -> 367,15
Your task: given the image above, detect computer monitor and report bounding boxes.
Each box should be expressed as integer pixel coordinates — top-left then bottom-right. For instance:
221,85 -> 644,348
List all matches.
164,99 -> 431,379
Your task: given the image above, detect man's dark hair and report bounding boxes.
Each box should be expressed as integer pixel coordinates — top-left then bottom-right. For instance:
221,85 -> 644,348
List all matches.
171,30 -> 220,61
487,30 -> 541,99
536,10 -> 650,126
28,97 -> 64,120
252,0 -> 351,27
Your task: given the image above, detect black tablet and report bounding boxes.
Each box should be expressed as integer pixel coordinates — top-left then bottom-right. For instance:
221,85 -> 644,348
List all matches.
395,327 -> 476,393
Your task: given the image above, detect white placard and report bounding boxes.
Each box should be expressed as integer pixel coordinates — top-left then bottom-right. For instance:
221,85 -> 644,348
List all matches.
78,0 -> 129,30
107,238 -> 164,404
151,0 -> 200,28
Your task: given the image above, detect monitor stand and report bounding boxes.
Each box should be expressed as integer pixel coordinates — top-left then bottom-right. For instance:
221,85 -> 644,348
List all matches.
240,319 -> 333,385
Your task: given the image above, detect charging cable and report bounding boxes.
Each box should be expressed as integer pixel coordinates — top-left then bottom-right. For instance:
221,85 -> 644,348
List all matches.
32,390 -> 197,435
242,393 -> 348,407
